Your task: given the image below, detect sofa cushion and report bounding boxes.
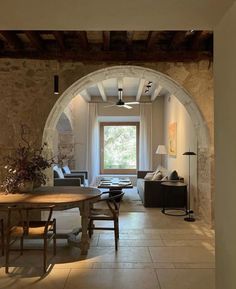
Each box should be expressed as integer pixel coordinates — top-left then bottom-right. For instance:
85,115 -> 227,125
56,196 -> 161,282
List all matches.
169,170 -> 179,180
53,165 -> 64,179
152,171 -> 162,180
144,172 -> 155,180
62,165 -> 71,174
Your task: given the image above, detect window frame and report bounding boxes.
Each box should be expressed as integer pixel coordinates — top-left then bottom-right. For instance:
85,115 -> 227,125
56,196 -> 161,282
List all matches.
100,122 -> 139,175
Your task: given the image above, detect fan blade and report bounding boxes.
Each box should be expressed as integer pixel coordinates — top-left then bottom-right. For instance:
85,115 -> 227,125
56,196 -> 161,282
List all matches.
126,101 -> 139,105
104,104 -> 116,108
123,104 -> 133,109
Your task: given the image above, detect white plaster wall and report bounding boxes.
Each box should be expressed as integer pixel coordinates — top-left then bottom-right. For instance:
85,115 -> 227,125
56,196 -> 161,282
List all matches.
215,3 -> 236,288
68,95 -> 89,170
163,94 -> 197,210
152,96 -> 164,170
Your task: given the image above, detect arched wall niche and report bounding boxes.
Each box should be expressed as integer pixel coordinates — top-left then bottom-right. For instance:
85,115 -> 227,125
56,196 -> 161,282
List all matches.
42,65 -> 213,224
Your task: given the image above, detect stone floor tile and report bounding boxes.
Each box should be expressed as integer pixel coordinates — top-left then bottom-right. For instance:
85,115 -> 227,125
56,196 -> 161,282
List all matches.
149,246 -> 215,263
156,268 -> 215,289
0,267 -> 70,289
64,268 -> 160,289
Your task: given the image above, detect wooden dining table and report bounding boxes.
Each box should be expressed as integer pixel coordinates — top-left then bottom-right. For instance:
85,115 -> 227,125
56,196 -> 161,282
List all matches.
0,186 -> 102,255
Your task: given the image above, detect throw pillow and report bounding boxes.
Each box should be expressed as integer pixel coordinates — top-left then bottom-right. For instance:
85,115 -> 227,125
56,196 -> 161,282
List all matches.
144,172 -> 155,180
152,171 -> 163,181
169,170 -> 179,180
161,175 -> 168,181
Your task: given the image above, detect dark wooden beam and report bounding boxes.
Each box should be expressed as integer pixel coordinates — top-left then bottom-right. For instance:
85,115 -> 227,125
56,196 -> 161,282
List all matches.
77,31 -> 88,50
25,31 -> 44,51
53,31 -> 65,52
0,31 -> 22,50
127,31 -> 134,49
103,31 -> 110,51
191,31 -> 212,50
0,50 -> 212,62
170,31 -> 187,49
146,31 -> 162,50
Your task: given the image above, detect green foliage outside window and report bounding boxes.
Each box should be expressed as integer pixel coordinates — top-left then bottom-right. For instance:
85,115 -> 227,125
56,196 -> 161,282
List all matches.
103,125 -> 137,169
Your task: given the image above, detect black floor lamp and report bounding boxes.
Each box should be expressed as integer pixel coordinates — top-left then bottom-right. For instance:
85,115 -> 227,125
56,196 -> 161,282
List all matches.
183,151 -> 196,222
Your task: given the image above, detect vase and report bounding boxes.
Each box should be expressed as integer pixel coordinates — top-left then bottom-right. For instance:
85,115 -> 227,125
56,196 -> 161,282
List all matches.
18,180 -> 34,193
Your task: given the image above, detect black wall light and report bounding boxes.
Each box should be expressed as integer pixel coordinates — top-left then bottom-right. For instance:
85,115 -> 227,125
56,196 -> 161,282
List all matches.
54,75 -> 59,94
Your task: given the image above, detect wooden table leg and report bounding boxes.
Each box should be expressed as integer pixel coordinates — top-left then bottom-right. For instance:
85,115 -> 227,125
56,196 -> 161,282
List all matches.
78,201 -> 90,255
67,201 -> 90,254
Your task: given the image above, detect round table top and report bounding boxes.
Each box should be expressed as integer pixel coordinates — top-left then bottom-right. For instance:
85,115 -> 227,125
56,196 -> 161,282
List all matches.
161,181 -> 187,187
0,186 -> 102,206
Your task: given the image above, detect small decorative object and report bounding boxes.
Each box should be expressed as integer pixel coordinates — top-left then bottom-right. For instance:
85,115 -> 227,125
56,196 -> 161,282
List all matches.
1,125 -> 54,193
168,122 -> 177,156
183,150 -> 196,222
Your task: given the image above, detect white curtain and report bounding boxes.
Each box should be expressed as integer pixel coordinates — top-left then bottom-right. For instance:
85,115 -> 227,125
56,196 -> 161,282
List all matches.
87,103 -> 99,185
139,103 -> 152,170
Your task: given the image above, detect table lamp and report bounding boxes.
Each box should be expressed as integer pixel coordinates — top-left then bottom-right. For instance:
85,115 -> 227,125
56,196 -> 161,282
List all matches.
156,145 -> 167,167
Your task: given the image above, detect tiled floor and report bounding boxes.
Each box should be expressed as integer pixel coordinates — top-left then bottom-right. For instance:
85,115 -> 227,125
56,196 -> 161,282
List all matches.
0,189 -> 215,289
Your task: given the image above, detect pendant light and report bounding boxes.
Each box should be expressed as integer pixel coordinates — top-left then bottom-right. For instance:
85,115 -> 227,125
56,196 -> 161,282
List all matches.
54,74 -> 59,94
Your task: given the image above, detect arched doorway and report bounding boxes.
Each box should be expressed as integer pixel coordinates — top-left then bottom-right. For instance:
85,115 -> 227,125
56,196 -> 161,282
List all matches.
43,65 -> 213,225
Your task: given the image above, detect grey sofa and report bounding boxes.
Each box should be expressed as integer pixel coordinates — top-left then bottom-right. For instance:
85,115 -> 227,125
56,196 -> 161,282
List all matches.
137,170 -> 183,207
62,166 -> 88,186
53,165 -> 81,186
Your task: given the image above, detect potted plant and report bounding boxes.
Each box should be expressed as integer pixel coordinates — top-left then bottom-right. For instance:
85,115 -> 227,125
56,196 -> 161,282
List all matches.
1,125 -> 54,193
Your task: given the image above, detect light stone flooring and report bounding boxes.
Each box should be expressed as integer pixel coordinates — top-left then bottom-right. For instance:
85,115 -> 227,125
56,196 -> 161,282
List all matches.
0,189 -> 215,289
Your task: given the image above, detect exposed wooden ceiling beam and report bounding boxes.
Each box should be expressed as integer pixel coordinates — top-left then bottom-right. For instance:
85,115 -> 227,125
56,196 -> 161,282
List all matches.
97,82 -> 107,101
80,89 -> 91,102
170,31 -> 187,49
127,31 -> 134,49
53,31 -> 65,52
25,31 -> 44,51
77,31 -> 88,50
103,31 -> 110,51
147,31 -> 162,50
151,85 -> 162,101
0,50 -> 213,62
191,31 -> 212,50
136,79 -> 146,101
0,31 -> 22,50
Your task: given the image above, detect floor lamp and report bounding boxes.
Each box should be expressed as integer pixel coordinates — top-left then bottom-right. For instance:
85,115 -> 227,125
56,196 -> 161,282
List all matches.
183,151 -> 196,222
156,145 -> 167,167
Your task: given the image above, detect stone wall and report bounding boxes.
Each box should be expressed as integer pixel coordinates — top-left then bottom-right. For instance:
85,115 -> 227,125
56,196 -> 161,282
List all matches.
0,58 -> 214,223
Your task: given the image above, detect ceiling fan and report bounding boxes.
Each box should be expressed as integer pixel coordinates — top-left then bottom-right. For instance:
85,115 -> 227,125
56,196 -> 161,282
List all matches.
105,88 -> 139,109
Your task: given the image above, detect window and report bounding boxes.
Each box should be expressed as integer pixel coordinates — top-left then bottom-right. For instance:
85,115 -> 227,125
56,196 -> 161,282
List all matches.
100,122 -> 139,174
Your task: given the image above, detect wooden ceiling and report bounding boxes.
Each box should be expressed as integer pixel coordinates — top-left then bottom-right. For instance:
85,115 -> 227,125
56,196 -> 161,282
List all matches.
0,31 -> 213,62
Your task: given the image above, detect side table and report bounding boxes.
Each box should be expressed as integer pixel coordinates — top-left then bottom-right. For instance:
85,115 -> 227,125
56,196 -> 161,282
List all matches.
161,181 -> 187,216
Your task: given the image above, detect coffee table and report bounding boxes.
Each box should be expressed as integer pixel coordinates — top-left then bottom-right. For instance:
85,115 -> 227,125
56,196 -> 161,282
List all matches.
98,177 -> 133,191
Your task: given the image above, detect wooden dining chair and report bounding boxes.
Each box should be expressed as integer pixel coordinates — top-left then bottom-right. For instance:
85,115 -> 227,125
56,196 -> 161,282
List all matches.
88,192 -> 124,250
5,205 -> 56,274
1,219 -> 4,256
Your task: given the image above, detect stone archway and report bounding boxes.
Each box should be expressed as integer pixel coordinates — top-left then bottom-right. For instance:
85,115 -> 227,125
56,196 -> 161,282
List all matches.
43,65 -> 213,224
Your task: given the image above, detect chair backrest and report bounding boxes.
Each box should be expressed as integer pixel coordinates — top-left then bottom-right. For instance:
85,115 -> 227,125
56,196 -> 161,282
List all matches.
100,192 -> 124,216
53,165 -> 65,179
7,205 -> 55,235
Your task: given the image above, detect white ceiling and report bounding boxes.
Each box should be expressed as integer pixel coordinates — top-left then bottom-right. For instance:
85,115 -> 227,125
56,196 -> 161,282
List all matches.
79,77 -> 168,103
0,1 -> 234,30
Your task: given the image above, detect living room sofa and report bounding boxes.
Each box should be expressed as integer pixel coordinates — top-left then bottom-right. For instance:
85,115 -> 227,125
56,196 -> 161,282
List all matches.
137,169 -> 183,207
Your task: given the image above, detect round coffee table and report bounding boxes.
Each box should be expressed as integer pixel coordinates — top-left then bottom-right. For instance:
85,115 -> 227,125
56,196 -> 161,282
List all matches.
161,181 -> 188,216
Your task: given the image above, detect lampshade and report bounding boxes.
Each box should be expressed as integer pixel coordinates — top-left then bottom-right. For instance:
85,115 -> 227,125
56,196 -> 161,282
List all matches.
183,151 -> 196,155
156,145 -> 167,155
